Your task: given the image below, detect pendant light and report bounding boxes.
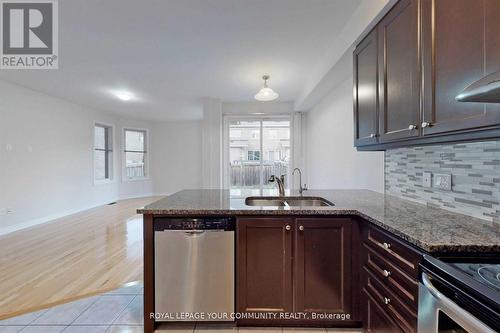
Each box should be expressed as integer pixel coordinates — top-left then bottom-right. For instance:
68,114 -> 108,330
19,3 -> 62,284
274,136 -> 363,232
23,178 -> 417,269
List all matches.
254,75 -> 279,101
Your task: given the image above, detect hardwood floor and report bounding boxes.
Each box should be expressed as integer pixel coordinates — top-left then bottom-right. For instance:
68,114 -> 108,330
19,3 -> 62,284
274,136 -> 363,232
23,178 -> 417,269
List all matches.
0,197 -> 161,320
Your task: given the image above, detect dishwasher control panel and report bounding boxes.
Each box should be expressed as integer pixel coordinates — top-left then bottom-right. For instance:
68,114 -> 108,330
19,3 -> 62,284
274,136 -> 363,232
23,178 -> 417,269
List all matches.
154,217 -> 235,231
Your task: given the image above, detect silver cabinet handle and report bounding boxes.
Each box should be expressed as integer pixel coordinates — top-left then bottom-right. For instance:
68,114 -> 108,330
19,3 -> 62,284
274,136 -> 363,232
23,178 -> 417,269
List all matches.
370,133 -> 376,138
382,242 -> 391,250
383,269 -> 391,277
422,121 -> 431,128
299,225 -> 304,231
408,124 -> 417,130
285,225 -> 291,231
383,297 -> 391,305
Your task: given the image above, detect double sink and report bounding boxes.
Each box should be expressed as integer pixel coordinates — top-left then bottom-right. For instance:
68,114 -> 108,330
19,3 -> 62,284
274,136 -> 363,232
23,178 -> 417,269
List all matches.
245,196 -> 334,207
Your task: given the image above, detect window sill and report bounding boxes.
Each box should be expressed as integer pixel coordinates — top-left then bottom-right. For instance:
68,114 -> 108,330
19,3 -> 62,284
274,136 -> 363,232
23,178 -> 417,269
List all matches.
122,177 -> 151,183
94,179 -> 115,186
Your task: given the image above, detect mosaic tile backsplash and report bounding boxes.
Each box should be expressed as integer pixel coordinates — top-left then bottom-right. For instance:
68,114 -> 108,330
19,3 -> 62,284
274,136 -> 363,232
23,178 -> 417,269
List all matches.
385,140 -> 500,222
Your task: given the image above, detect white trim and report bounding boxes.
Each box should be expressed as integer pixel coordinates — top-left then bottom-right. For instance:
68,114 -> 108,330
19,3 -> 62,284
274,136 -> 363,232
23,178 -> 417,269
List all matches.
0,201 -> 112,237
122,126 -> 150,182
0,193 -> 157,237
122,177 -> 152,183
93,120 -> 115,185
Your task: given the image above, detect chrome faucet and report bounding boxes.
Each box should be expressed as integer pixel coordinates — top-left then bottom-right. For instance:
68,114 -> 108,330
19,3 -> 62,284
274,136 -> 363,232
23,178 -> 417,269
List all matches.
292,168 -> 307,194
268,174 -> 285,197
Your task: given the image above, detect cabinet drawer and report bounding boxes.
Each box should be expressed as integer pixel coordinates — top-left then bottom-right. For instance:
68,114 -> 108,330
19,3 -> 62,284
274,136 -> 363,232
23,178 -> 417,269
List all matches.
363,289 -> 402,333
363,243 -> 419,309
363,226 -> 421,278
363,267 -> 417,333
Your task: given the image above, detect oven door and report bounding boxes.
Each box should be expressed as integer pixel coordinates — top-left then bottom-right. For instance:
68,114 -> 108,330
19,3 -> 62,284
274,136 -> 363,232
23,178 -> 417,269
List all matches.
418,273 -> 496,333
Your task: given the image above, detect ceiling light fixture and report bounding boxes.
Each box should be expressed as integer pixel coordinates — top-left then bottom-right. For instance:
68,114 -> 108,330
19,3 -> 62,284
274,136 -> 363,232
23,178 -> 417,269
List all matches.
114,91 -> 134,101
254,75 -> 279,102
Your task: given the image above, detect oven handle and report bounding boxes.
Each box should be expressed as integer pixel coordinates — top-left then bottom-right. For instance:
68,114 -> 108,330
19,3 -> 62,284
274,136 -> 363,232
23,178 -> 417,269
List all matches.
421,272 -> 496,333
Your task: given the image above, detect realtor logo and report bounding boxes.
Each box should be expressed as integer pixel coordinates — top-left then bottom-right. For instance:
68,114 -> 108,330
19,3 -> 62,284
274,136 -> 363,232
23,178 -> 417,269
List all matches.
1,0 -> 58,69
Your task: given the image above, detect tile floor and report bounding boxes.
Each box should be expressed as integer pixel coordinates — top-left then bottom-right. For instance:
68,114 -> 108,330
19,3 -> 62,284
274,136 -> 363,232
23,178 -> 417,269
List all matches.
0,283 -> 362,333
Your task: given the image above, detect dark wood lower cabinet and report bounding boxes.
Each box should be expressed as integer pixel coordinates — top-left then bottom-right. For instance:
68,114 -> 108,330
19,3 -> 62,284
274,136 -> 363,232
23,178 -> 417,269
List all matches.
364,290 -> 402,333
294,218 -> 352,316
236,217 -> 293,315
236,217 -> 358,326
361,224 -> 421,333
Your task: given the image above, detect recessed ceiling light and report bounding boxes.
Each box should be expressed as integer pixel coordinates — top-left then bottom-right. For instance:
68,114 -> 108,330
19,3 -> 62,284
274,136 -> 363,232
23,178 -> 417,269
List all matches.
113,91 -> 134,101
255,75 -> 279,102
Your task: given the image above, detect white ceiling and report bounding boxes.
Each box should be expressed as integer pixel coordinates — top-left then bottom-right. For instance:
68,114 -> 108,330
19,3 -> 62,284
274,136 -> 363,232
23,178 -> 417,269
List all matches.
0,0 -> 362,121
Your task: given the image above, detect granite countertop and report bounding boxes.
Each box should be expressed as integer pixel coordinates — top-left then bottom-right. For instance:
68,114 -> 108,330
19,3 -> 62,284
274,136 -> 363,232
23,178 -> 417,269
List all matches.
137,189 -> 500,254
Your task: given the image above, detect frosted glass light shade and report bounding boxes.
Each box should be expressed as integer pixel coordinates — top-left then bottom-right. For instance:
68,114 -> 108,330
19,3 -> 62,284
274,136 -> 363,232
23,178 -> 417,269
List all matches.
254,87 -> 279,101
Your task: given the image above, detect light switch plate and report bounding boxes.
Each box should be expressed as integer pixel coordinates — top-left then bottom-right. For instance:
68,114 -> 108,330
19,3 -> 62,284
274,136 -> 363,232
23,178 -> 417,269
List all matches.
434,173 -> 452,191
423,172 -> 432,188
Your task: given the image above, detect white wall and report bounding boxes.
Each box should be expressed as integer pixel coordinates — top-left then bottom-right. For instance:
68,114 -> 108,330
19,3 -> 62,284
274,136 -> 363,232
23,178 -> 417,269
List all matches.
151,121 -> 203,195
0,80 -> 153,234
305,76 -> 384,192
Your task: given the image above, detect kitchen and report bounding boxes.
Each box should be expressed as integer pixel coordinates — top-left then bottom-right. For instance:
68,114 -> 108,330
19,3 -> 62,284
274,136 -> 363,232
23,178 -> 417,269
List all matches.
0,0 -> 499,333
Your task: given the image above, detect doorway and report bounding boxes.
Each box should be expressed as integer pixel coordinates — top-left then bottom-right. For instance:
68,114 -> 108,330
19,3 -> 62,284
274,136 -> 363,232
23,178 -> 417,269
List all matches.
223,116 -> 292,196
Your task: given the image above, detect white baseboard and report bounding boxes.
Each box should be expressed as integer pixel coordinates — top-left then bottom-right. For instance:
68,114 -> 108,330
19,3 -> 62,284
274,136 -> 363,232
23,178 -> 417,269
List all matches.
0,193 -> 159,237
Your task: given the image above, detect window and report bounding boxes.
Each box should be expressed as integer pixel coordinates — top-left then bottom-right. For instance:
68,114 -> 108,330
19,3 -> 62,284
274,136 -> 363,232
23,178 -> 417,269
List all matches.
94,124 -> 113,182
247,150 -> 260,161
124,129 -> 147,179
227,118 -> 291,193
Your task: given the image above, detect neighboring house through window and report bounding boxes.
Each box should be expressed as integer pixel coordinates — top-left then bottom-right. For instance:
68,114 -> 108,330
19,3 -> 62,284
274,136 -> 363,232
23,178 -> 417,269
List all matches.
94,123 -> 113,182
124,128 -> 148,179
247,150 -> 260,161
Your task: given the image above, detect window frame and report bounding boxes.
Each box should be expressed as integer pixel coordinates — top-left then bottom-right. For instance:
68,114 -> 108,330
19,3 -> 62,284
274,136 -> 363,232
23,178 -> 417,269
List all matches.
93,121 -> 114,185
122,127 -> 150,182
222,114 -> 294,192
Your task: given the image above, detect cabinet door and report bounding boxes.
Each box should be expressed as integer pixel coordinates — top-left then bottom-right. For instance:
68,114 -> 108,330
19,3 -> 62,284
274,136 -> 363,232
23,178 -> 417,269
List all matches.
422,0 -> 500,135
294,218 -> 352,316
354,29 -> 379,146
486,0 -> 500,116
363,290 -> 401,333
378,0 -> 421,142
236,217 -> 293,314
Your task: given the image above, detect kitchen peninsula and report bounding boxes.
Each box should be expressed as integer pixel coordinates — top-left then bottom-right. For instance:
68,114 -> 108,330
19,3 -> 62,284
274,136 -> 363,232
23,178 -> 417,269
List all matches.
138,189 -> 500,333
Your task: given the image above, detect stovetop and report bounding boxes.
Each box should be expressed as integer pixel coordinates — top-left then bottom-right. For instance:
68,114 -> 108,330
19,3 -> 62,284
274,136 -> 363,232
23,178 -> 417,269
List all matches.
450,263 -> 500,293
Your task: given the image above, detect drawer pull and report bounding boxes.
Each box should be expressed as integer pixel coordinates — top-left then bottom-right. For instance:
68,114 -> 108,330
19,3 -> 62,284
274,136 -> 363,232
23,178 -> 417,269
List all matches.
383,242 -> 391,250
382,269 -> 391,277
285,225 -> 291,231
299,225 -> 304,231
383,297 -> 391,305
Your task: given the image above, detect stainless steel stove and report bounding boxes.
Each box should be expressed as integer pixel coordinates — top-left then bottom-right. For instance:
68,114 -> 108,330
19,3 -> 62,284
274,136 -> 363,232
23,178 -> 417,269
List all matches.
418,255 -> 500,333
448,263 -> 500,293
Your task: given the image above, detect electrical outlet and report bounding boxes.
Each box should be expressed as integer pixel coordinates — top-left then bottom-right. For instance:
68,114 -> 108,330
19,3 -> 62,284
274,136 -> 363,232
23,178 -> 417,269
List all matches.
434,173 -> 452,191
423,172 -> 432,188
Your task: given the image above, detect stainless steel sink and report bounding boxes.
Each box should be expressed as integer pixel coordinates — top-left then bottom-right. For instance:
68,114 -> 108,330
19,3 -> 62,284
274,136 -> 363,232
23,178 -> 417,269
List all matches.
244,198 -> 287,207
245,196 -> 334,207
284,198 -> 333,207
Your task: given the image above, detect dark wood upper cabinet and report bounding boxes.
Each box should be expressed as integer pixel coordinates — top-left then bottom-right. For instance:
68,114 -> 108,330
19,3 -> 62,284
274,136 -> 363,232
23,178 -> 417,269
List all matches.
378,0 -> 421,142
486,0 -> 500,116
354,29 -> 379,146
294,218 -> 352,316
353,0 -> 500,150
236,217 -> 293,314
421,0 -> 500,135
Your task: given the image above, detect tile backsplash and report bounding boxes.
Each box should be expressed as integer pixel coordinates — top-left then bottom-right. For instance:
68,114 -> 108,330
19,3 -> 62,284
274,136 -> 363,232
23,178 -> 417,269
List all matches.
385,140 -> 500,222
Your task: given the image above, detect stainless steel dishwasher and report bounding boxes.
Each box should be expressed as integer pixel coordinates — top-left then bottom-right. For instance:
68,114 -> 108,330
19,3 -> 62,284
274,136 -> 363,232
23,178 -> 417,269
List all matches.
154,218 -> 235,321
